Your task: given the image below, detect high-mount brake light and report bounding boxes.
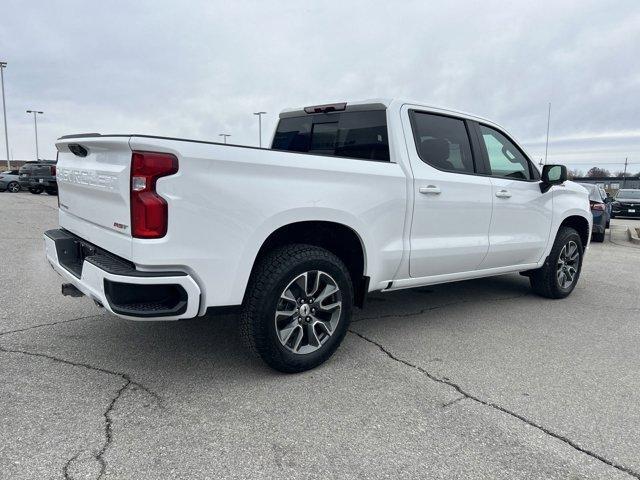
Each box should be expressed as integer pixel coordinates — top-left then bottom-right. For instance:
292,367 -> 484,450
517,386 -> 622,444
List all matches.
130,151 -> 179,239
303,102 -> 347,114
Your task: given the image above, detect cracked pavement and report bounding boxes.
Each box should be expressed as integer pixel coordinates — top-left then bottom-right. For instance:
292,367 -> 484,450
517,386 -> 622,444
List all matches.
1,193 -> 640,479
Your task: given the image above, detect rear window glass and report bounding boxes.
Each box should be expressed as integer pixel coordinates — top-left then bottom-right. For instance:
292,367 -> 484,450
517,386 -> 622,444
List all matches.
272,110 -> 390,161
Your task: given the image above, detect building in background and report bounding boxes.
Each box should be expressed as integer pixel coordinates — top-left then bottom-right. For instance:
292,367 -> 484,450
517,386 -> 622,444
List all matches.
573,176 -> 640,193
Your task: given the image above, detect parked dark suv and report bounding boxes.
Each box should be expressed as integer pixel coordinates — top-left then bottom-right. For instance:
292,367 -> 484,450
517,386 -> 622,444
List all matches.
612,189 -> 640,218
18,161 -> 58,195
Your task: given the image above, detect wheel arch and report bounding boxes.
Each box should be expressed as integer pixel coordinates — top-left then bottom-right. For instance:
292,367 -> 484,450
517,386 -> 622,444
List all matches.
247,220 -> 369,307
559,214 -> 590,248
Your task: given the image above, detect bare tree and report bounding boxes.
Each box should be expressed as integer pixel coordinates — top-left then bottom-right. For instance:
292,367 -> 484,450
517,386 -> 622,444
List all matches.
567,169 -> 584,179
586,167 -> 610,177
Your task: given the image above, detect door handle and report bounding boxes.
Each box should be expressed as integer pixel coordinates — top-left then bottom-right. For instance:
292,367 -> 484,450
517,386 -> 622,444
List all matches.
495,189 -> 512,198
419,185 -> 441,195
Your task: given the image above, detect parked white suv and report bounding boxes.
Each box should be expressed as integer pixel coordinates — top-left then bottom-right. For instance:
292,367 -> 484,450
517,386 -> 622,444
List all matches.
44,99 -> 592,372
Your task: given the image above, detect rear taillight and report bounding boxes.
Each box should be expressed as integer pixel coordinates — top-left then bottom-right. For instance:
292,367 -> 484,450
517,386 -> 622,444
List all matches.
590,202 -> 605,211
50,165 -> 56,176
130,151 -> 178,239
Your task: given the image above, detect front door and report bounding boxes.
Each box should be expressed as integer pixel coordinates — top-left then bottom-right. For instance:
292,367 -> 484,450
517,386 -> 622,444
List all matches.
475,124 -> 553,269
405,109 -> 493,278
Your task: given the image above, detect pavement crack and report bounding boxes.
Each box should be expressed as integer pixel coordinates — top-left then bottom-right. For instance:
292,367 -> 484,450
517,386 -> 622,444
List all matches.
63,451 -> 80,480
0,345 -> 162,480
0,313 -> 103,337
441,395 -> 465,408
94,378 -> 131,479
349,329 -> 640,479
353,293 -> 529,323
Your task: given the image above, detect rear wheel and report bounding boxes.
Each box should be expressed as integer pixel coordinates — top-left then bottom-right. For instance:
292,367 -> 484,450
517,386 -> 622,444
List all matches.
7,181 -> 20,193
592,230 -> 605,242
29,186 -> 43,194
240,244 -> 353,373
44,186 -> 58,195
530,226 -> 583,299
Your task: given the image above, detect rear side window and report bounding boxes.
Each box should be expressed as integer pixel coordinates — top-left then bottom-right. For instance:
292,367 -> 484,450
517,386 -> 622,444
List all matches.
410,111 -> 475,174
272,110 -> 389,161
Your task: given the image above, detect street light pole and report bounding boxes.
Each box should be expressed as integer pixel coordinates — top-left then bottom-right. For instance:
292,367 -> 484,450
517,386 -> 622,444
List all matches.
544,102 -> 551,165
0,61 -> 10,169
253,111 -> 267,148
219,133 -> 231,144
26,110 -> 43,160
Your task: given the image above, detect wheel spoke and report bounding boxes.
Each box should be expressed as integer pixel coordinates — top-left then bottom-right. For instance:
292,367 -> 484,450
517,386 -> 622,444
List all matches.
318,301 -> 341,312
307,271 -> 321,297
314,318 -> 333,336
557,270 -> 565,286
292,327 -> 304,352
279,322 -> 301,345
295,272 -> 309,297
316,283 -> 338,304
275,307 -> 297,319
307,323 -> 321,347
280,288 -> 297,304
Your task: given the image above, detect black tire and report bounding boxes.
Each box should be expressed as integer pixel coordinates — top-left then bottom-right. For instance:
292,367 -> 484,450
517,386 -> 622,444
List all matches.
530,226 -> 584,299
29,186 -> 43,194
7,181 -> 20,193
592,230 -> 605,242
44,187 -> 58,195
606,219 -> 610,229
240,244 -> 353,373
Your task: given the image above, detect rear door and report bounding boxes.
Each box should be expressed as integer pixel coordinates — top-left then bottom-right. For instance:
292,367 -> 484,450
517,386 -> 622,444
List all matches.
404,108 -> 493,277
473,123 -> 552,269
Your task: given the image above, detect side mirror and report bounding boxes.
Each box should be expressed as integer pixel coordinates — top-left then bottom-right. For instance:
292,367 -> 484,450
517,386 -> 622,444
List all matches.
540,164 -> 567,193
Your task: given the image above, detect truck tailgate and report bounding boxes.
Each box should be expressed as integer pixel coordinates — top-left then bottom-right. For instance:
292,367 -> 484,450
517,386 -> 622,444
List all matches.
56,137 -> 133,258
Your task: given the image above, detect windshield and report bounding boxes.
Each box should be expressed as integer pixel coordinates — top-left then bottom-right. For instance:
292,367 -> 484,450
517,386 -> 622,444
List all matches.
617,190 -> 640,199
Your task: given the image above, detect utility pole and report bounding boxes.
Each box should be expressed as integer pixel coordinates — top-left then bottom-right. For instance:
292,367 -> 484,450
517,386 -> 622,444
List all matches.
253,111 -> 267,147
0,61 -> 9,169
622,157 -> 628,188
26,110 -> 43,160
544,102 -> 551,165
219,133 -> 231,144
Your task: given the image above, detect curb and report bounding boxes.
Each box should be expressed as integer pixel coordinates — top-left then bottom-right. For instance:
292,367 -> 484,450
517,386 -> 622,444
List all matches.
629,227 -> 640,245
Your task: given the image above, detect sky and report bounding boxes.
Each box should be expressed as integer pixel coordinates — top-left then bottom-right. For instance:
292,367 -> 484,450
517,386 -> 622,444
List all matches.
1,0 -> 639,174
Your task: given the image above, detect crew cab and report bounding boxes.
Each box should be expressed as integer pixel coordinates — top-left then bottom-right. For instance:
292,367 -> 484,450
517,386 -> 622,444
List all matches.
44,99 -> 592,372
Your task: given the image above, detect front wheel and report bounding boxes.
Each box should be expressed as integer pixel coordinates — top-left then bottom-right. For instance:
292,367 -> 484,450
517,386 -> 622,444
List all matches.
7,181 -> 20,193
530,226 -> 583,299
240,244 -> 353,373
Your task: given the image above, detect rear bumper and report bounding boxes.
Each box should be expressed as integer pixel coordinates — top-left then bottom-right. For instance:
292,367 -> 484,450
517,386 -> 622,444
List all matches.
44,229 -> 201,321
20,178 -> 56,188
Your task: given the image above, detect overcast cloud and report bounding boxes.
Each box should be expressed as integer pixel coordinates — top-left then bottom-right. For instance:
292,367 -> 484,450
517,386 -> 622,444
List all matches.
1,0 -> 639,172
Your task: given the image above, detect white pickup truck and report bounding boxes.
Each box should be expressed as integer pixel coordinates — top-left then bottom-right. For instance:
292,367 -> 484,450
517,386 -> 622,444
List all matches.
45,99 -> 591,372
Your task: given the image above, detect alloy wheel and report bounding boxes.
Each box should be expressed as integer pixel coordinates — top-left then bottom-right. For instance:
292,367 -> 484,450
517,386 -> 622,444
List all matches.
556,240 -> 579,289
274,270 -> 342,355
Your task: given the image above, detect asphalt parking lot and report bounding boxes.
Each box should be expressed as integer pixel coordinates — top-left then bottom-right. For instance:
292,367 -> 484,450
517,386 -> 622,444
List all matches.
1,192 -> 640,480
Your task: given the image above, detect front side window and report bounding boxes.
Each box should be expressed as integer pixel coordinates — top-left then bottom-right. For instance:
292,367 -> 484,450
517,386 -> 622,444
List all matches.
479,125 -> 532,180
410,111 -> 475,174
272,110 -> 389,161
